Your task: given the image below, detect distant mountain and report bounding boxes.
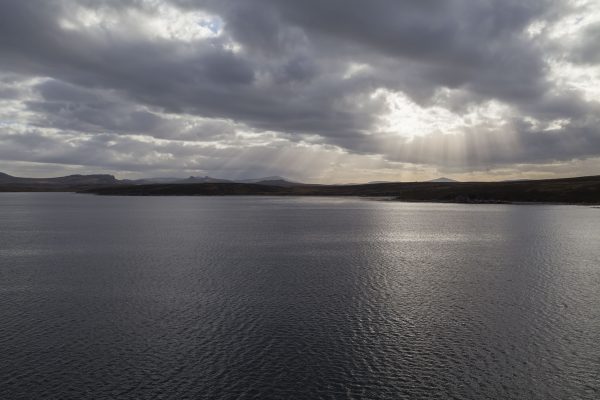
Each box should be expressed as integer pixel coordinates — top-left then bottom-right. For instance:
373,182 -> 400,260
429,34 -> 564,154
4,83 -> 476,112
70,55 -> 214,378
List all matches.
0,172 -> 118,185
251,179 -> 301,187
126,177 -> 182,184
237,176 -> 289,183
0,172 -> 119,191
133,175 -> 300,186
428,177 -> 458,183
50,174 -> 119,185
235,176 -> 301,187
177,176 -> 232,184
0,172 -> 14,182
123,176 -> 231,185
0,171 -> 305,191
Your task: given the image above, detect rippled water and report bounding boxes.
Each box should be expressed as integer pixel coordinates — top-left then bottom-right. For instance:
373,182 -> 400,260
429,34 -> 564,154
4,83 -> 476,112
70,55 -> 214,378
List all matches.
1,193 -> 599,399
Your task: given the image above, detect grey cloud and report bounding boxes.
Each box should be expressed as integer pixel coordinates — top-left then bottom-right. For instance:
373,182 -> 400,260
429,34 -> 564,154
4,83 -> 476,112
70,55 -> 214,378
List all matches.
0,86 -> 19,100
570,22 -> 600,64
0,0 -> 599,179
0,127 -> 335,179
24,79 -> 238,141
0,1 -> 395,140
197,0 -> 552,102
26,80 -> 169,135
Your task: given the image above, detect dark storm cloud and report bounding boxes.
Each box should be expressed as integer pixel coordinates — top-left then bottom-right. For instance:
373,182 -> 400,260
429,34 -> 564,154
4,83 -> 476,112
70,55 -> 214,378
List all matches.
0,0 -> 599,177
0,0 -> 381,141
27,80 -> 170,136
195,0 -> 552,101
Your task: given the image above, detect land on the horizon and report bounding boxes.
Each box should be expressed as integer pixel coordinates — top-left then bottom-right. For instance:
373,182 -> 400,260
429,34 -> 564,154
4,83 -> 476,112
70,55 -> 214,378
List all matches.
1,171 -> 600,204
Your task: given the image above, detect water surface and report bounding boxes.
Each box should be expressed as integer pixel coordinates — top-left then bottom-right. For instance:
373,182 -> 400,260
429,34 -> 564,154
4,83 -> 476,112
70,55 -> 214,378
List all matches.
1,193 -> 599,399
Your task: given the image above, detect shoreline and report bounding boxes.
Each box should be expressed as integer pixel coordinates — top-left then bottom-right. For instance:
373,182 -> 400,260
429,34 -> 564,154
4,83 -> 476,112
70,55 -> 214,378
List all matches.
2,190 -> 599,206
2,175 -> 600,205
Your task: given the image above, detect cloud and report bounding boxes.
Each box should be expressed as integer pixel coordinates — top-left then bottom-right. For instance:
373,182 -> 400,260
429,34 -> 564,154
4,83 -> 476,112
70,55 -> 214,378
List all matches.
0,0 -> 599,181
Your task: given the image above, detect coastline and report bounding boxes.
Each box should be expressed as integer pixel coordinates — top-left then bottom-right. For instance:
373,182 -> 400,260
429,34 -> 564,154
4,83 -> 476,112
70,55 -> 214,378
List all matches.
2,174 -> 600,205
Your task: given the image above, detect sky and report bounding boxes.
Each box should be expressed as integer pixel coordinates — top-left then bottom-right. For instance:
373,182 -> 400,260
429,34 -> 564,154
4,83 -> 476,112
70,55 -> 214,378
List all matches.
0,0 -> 599,183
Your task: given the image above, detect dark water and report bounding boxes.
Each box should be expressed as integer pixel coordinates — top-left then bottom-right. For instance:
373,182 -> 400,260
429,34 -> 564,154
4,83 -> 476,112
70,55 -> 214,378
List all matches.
1,194 -> 599,399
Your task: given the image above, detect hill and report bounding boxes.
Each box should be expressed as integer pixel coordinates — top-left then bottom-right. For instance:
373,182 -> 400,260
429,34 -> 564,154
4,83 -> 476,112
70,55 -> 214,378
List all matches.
235,176 -> 300,186
83,175 -> 600,204
428,177 -> 458,183
0,172 -> 119,191
3,171 -> 600,204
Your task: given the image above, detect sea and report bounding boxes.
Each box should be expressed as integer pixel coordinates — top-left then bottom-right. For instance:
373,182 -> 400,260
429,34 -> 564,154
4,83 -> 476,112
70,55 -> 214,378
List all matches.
1,193 -> 599,399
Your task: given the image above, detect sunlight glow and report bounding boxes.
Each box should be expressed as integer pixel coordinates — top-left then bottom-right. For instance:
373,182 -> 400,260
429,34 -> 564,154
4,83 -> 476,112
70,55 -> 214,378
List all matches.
343,63 -> 370,79
58,3 -> 222,41
548,60 -> 600,102
377,89 -> 512,138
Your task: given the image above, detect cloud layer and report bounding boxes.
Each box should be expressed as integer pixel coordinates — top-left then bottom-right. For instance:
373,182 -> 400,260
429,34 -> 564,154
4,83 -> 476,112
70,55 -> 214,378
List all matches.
1,0 -> 599,181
